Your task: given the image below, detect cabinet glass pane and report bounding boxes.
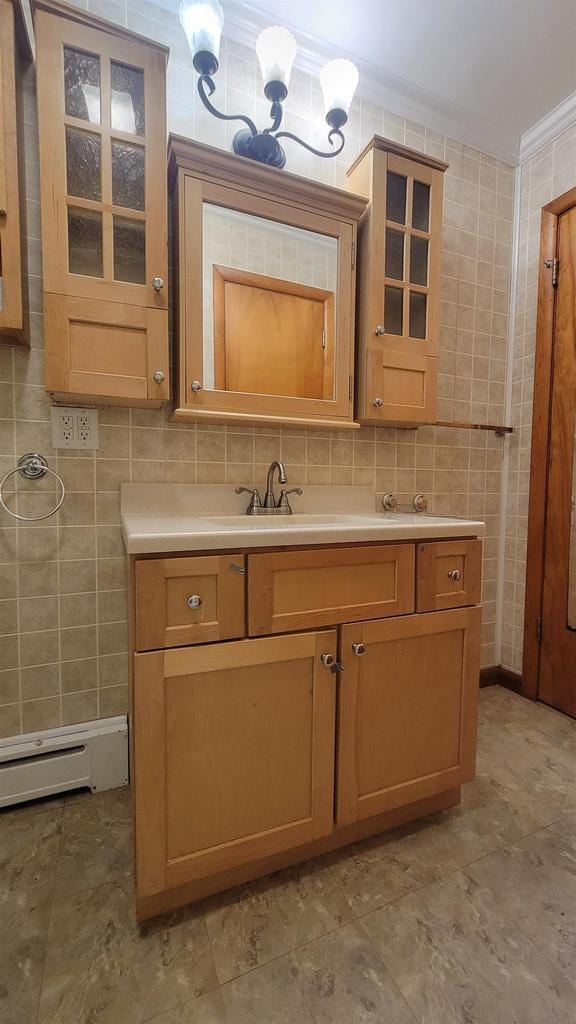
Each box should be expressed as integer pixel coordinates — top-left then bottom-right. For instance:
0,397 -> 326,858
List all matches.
384,286 -> 403,335
111,142 -> 145,210
412,181 -> 431,231
385,229 -> 404,281
64,47 -> 101,124
68,208 -> 103,277
111,62 -> 145,136
409,291 -> 427,339
113,217 -> 145,283
65,127 -> 101,202
409,235 -> 428,286
386,172 -> 407,224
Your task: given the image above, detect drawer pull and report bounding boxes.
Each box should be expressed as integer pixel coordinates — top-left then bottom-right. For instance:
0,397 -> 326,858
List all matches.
229,562 -> 245,574
352,642 -> 366,656
447,569 -> 462,582
186,594 -> 202,609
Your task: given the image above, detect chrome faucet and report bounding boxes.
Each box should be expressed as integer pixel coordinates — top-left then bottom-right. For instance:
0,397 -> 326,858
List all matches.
264,460 -> 287,508
235,460 -> 302,515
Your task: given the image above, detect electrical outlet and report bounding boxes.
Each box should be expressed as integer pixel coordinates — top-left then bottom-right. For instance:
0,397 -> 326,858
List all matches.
51,406 -> 99,450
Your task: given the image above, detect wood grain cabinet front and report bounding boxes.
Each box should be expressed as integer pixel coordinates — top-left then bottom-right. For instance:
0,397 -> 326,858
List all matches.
336,607 -> 481,825
247,543 -> 415,635
134,554 -> 246,651
0,0 -> 28,344
34,0 -> 169,405
133,631 -> 337,900
416,540 -> 482,612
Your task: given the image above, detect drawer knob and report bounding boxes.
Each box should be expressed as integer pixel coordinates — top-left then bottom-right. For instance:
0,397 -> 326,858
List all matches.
191,380 -> 203,392
372,397 -> 384,408
352,642 -> 366,656
187,594 -> 202,609
151,370 -> 165,383
447,569 -> 462,582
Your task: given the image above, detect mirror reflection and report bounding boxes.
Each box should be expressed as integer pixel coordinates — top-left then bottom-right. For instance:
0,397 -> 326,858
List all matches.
202,204 -> 338,400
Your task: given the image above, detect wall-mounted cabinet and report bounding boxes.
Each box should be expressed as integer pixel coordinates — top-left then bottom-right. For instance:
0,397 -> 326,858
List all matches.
168,136 -> 367,430
34,0 -> 169,405
0,0 -> 30,345
347,136 -> 447,426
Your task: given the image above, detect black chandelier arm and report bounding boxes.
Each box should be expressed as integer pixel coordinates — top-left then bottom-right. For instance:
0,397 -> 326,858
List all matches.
273,126 -> 345,159
197,75 -> 258,137
263,100 -> 284,135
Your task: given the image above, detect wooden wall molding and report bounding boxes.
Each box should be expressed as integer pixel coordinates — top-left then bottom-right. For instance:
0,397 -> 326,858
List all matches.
480,665 -> 523,695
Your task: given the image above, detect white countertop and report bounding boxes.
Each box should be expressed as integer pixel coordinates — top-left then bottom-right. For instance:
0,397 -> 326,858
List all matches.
121,484 -> 485,554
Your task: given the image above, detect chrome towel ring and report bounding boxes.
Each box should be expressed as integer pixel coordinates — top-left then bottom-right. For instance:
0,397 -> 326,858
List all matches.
0,453 -> 65,522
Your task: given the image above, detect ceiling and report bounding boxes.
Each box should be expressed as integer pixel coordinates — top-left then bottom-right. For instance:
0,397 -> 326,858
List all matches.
242,1 -> 575,137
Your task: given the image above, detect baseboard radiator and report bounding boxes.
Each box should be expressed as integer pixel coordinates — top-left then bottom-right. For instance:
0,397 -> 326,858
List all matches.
0,716 -> 128,808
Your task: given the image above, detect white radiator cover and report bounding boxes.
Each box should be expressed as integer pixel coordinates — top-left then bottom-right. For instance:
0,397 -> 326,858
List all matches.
0,716 -> 128,807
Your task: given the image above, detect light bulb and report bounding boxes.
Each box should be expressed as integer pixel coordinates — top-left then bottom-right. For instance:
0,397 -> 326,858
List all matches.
256,26 -> 297,100
179,0 -> 224,75
320,58 -> 359,124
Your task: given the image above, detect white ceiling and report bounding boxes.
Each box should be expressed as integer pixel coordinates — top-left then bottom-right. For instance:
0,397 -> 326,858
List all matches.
242,1 -> 575,136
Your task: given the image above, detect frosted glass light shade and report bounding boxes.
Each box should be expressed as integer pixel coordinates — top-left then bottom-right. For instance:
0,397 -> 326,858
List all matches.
256,26 -> 297,90
320,58 -> 359,117
179,0 -> 224,67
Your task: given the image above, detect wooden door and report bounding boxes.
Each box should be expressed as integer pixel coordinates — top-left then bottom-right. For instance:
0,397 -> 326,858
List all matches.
133,631 -> 337,898
0,0 -> 24,341
213,266 -> 334,400
337,608 -> 480,825
35,6 -> 168,309
539,205 -> 576,716
135,554 -> 245,650
248,544 -> 415,635
44,294 -> 168,404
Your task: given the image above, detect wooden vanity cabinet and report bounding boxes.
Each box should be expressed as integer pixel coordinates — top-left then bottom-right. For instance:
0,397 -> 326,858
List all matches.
168,136 -> 367,430
347,137 -> 447,425
0,0 -> 30,344
130,535 -> 482,919
34,0 -> 169,405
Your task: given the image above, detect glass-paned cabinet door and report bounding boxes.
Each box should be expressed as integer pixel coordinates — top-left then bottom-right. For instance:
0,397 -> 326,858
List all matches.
36,9 -> 167,308
381,154 -> 442,352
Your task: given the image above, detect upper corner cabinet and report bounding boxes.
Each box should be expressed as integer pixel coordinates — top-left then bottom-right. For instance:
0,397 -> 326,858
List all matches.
168,136 -> 367,430
347,136 -> 447,426
0,0 -> 29,345
34,0 -> 169,406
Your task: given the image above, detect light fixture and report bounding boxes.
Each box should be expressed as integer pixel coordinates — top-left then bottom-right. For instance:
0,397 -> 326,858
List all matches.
178,0 -> 359,169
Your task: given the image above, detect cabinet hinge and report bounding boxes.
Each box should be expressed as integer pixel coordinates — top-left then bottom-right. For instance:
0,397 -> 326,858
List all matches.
351,241 -> 356,270
348,375 -> 353,401
544,258 -> 559,286
536,617 -> 542,644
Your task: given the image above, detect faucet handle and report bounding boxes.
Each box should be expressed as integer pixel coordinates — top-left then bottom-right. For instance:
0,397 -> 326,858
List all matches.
277,487 -> 303,510
235,486 -> 262,513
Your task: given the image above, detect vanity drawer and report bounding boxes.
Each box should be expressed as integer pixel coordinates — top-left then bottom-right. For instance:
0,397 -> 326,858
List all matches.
416,540 -> 482,612
135,555 -> 245,651
248,544 -> 415,635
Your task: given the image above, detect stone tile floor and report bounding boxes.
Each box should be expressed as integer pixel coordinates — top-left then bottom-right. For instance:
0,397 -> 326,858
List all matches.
2,686 -> 576,1024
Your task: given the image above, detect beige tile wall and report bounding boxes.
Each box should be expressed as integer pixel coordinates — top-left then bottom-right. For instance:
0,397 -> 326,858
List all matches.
502,124 -> 576,672
0,0 -> 514,737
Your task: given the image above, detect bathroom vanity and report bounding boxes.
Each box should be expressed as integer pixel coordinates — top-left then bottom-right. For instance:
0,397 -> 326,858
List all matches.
122,483 -> 483,920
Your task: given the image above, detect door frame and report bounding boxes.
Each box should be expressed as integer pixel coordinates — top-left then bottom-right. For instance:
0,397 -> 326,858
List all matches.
524,185 -> 576,699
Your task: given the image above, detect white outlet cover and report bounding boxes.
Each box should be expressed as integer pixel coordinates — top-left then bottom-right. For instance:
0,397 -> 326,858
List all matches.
50,406 -> 99,450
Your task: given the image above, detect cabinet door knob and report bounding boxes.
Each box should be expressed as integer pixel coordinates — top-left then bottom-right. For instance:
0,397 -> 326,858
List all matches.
447,569 -> 462,582
191,380 -> 203,392
152,370 -> 165,383
374,325 -> 385,335
229,561 -> 245,574
187,594 -> 202,608
352,642 -> 366,656
320,653 -> 334,667
372,397 -> 384,407
152,277 -> 164,292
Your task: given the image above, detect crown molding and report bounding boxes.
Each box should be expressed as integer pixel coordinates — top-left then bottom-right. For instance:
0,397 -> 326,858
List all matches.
519,90 -> 576,165
219,0 -> 520,166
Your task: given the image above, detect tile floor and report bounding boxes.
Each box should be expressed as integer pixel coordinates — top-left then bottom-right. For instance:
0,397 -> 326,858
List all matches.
2,686 -> 576,1024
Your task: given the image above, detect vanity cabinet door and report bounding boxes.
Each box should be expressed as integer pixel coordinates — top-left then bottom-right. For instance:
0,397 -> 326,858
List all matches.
133,631 -> 337,901
134,554 -> 245,650
336,608 -> 480,825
